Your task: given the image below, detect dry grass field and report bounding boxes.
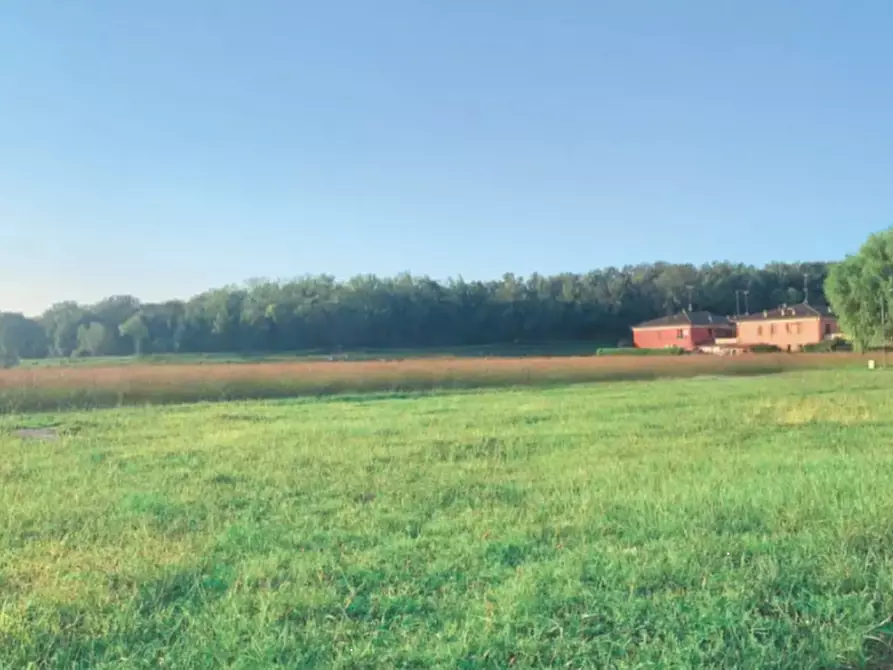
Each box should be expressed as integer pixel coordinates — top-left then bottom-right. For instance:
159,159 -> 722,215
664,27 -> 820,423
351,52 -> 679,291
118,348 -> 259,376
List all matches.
0,352 -> 871,412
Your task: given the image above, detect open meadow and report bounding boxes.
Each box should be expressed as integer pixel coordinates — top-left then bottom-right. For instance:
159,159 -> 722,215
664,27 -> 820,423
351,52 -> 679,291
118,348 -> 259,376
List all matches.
3,367 -> 893,667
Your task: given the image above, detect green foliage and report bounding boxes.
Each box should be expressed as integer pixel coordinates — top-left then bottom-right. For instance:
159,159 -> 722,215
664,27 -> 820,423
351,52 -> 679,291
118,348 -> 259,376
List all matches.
0,311 -> 48,359
119,313 -> 149,356
750,344 -> 783,353
6,262 -> 835,360
0,312 -> 43,368
825,228 -> 893,352
2,370 -> 893,667
596,346 -> 685,356
40,301 -> 90,357
802,338 -> 852,353
75,322 -> 112,357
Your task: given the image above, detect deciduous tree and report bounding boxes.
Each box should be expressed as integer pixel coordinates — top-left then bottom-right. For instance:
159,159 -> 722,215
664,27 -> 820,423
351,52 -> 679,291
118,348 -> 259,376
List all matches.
119,313 -> 150,356
76,322 -> 112,357
825,228 -> 893,351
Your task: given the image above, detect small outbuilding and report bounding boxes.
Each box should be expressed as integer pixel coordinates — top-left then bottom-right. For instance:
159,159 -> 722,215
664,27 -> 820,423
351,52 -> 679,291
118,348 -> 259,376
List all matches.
631,310 -> 735,352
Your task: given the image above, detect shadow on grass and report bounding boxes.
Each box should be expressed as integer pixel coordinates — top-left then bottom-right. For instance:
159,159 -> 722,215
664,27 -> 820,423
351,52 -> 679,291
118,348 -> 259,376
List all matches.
833,635 -> 893,670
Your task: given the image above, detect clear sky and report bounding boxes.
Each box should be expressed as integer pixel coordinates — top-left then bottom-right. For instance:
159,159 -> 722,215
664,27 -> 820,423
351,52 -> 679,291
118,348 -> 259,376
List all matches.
2,1 -> 891,315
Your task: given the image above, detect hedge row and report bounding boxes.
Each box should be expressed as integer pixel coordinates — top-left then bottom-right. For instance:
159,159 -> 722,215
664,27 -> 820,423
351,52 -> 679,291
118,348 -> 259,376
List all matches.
596,347 -> 685,357
803,339 -> 853,353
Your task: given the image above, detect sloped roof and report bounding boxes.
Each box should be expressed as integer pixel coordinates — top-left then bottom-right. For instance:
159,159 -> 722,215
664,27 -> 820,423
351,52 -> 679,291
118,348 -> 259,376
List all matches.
734,302 -> 835,322
633,310 -> 734,329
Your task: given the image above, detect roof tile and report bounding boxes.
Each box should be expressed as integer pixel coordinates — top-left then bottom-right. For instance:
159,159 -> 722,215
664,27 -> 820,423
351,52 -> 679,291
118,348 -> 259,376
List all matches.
634,310 -> 733,329
734,303 -> 834,322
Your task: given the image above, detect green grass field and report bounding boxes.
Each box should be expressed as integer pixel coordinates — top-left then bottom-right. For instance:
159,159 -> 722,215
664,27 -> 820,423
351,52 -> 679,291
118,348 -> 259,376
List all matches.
3,369 -> 893,667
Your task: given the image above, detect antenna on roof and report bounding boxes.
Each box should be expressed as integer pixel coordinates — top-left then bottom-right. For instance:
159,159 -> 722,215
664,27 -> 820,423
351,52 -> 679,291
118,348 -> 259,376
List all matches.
803,273 -> 809,304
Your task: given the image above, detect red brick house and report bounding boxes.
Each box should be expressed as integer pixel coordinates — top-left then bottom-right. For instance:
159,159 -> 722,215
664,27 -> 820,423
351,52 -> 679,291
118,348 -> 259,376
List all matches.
631,310 -> 735,351
733,303 -> 839,351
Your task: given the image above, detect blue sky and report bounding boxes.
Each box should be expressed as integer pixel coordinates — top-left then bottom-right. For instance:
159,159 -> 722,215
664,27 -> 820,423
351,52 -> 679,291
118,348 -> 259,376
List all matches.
1,1 -> 891,314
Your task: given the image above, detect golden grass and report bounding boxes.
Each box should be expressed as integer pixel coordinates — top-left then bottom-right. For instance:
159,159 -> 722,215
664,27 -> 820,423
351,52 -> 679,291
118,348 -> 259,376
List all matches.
0,352 -> 872,412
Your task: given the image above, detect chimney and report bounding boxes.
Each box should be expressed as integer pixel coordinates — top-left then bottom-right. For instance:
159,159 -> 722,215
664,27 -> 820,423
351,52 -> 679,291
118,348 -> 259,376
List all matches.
763,310 -> 768,318
708,314 -> 713,323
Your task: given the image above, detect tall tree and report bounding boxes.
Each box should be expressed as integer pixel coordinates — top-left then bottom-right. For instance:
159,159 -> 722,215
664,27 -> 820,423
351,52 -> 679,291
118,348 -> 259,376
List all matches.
40,302 -> 91,357
76,322 -> 112,357
825,229 -> 893,351
119,313 -> 150,356
0,312 -> 49,362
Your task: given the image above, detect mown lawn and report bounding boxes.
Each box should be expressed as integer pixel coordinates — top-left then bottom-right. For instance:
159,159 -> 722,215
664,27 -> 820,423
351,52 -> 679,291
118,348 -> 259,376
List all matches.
2,369 -> 893,668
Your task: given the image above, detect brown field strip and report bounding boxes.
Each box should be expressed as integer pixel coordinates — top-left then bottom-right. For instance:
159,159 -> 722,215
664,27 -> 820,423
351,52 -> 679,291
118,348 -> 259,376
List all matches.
0,352 -> 872,413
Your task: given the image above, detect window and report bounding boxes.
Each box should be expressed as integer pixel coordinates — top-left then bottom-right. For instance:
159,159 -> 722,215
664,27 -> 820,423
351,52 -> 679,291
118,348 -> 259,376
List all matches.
796,323 -> 802,334
676,329 -> 684,339
707,328 -> 713,336
757,325 -> 763,336
770,324 -> 777,336
824,323 -> 832,336
785,323 -> 791,334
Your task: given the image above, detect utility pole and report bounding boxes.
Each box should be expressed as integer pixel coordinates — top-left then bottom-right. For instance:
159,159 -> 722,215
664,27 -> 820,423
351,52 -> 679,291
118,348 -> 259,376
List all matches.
735,290 -> 741,317
743,290 -> 750,315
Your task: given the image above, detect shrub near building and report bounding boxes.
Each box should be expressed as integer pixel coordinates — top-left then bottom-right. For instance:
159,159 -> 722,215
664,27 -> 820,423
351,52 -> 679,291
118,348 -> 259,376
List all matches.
596,347 -> 685,356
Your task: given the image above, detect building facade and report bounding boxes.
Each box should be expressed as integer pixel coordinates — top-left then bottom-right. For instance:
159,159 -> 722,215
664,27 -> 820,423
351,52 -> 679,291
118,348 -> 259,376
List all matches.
631,311 -> 735,352
733,303 -> 838,351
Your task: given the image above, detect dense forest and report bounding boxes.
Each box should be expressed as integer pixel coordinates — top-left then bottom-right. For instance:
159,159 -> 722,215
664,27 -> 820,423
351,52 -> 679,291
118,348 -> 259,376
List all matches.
0,261 -> 831,360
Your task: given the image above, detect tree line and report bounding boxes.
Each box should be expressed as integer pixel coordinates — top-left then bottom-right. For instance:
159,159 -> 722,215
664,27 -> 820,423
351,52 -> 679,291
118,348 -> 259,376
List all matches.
0,261 -> 833,361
